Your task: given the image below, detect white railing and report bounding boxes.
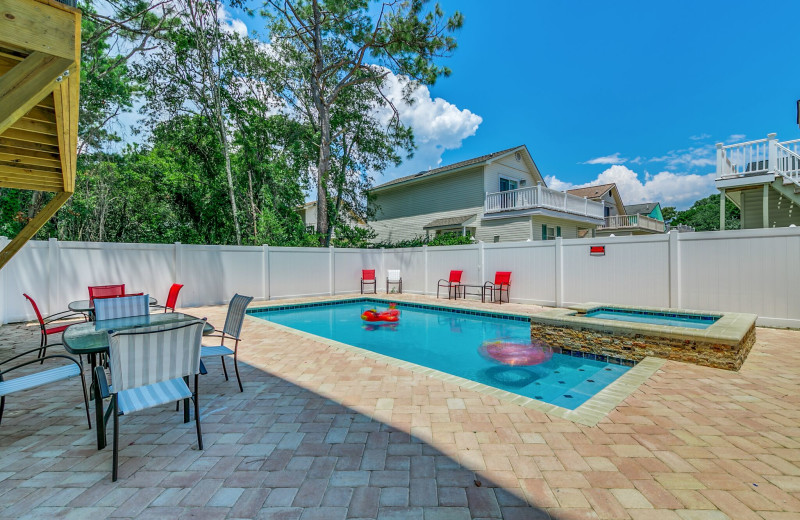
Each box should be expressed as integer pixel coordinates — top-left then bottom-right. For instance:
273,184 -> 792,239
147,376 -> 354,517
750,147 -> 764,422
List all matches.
717,134 -> 800,185
597,214 -> 665,233
484,185 -> 605,219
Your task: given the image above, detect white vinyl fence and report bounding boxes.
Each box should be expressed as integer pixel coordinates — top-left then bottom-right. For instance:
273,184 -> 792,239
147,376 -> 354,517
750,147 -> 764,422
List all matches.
2,226 -> 799,328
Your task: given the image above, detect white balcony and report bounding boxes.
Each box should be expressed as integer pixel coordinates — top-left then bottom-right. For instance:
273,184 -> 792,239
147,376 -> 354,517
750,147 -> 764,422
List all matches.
484,185 -> 605,219
597,214 -> 665,233
716,134 -> 800,185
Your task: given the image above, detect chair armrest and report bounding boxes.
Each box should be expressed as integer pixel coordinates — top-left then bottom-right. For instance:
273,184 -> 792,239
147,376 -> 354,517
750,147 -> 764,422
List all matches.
94,366 -> 111,399
0,352 -> 82,378
43,311 -> 86,324
204,331 -> 238,341
483,281 -> 495,289
0,345 -> 50,366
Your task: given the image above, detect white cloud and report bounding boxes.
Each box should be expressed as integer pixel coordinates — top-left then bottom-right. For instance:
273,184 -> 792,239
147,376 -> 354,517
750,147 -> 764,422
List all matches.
727,134 -> 746,143
377,73 -> 483,178
690,133 -> 711,141
649,145 -> 715,169
582,152 -> 627,165
546,165 -> 716,209
218,4 -> 249,37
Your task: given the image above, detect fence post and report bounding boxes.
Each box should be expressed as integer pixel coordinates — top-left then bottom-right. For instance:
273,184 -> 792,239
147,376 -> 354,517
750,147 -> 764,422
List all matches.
173,242 -> 182,284
48,238 -> 59,315
0,236 -> 7,324
329,246 -> 335,296
479,241 -> 485,287
554,237 -> 563,308
668,231 -> 681,308
263,245 -> 270,301
381,248 -> 386,293
423,245 -> 428,295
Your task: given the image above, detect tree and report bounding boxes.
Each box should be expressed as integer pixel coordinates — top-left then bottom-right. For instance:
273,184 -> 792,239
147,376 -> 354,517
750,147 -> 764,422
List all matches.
671,194 -> 740,231
254,0 -> 463,244
661,206 -> 677,224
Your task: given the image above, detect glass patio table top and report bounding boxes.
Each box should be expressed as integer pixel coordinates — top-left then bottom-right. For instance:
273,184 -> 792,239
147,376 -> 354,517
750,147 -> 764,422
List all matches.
63,312 -> 213,355
68,296 -> 158,313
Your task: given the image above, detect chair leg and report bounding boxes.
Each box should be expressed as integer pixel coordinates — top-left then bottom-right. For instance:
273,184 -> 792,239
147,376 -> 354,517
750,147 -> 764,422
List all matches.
221,356 -> 229,381
183,376 -> 190,424
194,374 -> 203,450
79,371 -> 92,429
112,396 -> 119,482
0,396 -> 4,426
233,354 -> 243,393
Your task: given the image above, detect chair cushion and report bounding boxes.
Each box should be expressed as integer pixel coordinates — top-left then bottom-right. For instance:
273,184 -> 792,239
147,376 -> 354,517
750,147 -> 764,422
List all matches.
45,323 -> 71,335
0,364 -> 81,397
201,345 -> 235,357
116,377 -> 191,414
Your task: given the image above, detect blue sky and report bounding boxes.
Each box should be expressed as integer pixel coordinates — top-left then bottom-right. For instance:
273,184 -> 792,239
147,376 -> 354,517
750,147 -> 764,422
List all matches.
227,1 -> 800,208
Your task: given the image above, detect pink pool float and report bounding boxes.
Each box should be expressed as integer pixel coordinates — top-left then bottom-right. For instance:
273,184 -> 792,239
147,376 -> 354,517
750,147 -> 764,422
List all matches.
478,340 -> 554,366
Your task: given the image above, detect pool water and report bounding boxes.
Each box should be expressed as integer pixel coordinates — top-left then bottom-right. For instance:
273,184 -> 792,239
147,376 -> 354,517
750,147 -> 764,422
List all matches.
251,300 -> 631,410
585,307 -> 718,330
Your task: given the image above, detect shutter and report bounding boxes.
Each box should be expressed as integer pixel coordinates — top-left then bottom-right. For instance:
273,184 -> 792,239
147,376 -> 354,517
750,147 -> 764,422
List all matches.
541,224 -> 547,240
556,226 -> 561,237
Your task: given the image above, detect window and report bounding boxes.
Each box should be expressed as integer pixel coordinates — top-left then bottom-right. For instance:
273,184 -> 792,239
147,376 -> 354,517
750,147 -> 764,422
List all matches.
493,235 -> 500,243
499,177 -> 518,192
541,225 -> 561,240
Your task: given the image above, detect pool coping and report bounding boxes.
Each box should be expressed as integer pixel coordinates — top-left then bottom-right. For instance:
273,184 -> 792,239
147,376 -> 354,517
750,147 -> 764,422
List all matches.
244,295 -> 665,427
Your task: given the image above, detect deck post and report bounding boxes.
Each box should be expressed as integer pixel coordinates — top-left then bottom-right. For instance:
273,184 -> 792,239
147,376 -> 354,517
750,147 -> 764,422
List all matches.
762,183 -> 769,228
0,236 -> 6,324
719,189 -> 726,230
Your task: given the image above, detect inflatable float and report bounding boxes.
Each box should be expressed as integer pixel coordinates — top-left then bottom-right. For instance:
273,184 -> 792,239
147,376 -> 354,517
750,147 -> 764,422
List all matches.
361,303 -> 400,323
478,340 -> 553,366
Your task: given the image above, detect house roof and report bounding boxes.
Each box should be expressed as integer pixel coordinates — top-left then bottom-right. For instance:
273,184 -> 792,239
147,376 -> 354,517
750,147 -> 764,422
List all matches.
371,145 -> 535,191
566,183 -> 616,199
423,214 -> 476,229
624,202 -> 660,215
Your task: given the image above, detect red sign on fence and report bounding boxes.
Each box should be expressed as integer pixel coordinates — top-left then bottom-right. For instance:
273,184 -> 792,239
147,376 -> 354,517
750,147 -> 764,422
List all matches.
590,246 -> 605,256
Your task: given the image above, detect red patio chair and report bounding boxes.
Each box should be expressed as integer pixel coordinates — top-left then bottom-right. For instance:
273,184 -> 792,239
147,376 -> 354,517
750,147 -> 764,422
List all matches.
23,294 -> 86,359
437,270 -> 463,299
88,284 -> 125,305
162,284 -> 184,312
484,271 -> 511,304
361,270 -> 376,294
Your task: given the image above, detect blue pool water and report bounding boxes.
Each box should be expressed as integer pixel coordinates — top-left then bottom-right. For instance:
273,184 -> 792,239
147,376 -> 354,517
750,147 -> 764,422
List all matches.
585,307 -> 718,330
250,300 -> 631,410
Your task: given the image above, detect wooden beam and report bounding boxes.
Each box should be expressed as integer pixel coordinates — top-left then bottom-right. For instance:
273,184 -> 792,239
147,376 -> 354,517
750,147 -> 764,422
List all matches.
0,137 -> 60,154
0,152 -> 61,169
11,117 -> 58,136
0,51 -> 72,135
22,106 -> 56,124
1,128 -> 60,147
0,145 -> 60,163
0,177 -> 62,191
0,190 -> 72,269
0,0 -> 78,60
53,57 -> 79,192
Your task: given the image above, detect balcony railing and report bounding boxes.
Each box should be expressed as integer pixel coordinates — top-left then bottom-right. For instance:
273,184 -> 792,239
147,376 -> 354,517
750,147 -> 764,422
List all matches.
597,214 -> 665,233
717,134 -> 800,185
484,185 -> 605,219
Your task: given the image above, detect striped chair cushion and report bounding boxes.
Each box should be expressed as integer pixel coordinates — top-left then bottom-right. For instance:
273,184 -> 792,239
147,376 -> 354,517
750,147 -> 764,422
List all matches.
116,377 -> 192,414
200,345 -> 235,358
221,294 -> 253,339
0,364 -> 81,397
95,294 -> 150,321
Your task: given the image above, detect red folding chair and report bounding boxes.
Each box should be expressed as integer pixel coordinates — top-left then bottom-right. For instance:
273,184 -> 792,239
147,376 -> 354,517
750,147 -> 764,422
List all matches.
88,285 -> 125,305
437,270 -> 463,299
23,294 -> 86,359
361,270 -> 376,294
484,271 -> 511,304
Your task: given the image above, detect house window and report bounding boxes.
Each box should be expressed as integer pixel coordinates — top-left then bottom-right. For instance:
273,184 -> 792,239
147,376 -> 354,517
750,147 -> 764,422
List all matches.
493,235 -> 500,243
499,176 -> 519,192
541,225 -> 561,240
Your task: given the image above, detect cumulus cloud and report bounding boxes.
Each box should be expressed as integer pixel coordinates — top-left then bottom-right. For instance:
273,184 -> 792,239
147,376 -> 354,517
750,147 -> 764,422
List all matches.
218,4 -> 249,37
377,73 -> 483,178
546,165 -> 716,209
582,152 -> 627,165
649,145 -> 715,169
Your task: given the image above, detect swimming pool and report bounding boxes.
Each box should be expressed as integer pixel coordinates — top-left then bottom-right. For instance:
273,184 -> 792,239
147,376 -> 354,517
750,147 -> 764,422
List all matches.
585,307 -> 719,330
250,299 -> 631,410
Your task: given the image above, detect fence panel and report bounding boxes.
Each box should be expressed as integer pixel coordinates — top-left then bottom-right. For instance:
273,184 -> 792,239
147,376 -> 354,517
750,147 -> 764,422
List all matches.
426,244 -> 481,287
333,248 -> 385,294
561,235 -> 670,308
268,247 -> 330,298
383,247 -> 426,294
483,242 -> 556,305
180,244 -> 263,306
3,241 -> 50,322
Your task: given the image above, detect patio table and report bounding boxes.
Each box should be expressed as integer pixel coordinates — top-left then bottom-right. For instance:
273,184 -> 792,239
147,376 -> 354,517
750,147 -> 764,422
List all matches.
63,312 -> 213,450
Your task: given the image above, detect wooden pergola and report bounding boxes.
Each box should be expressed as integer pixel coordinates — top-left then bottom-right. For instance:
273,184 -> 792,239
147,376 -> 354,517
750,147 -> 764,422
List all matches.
0,0 -> 80,269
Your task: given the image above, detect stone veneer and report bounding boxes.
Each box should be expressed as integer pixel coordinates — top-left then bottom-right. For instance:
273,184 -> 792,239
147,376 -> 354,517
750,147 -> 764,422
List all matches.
531,304 -> 758,371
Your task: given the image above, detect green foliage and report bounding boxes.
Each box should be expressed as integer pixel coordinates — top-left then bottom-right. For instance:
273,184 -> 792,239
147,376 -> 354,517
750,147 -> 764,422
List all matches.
373,232 -> 473,249
671,194 -> 740,231
661,206 -> 677,224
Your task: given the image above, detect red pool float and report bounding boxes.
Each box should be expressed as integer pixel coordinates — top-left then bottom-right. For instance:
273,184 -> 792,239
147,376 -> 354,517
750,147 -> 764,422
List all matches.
478,340 -> 553,366
361,303 -> 400,323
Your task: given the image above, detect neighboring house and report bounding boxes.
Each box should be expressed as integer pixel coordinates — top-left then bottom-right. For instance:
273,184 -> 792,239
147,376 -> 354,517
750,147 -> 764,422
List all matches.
716,133 -> 800,229
596,201 -> 666,236
298,201 -> 366,233
367,145 -> 606,243
567,184 -> 626,218
624,202 -> 664,222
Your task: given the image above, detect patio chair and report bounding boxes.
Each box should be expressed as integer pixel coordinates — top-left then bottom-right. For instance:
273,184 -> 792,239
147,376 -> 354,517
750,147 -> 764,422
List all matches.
437,270 -> 463,299
97,319 -> 205,481
484,271 -> 511,304
88,284 -> 125,305
386,270 -> 402,294
201,294 -> 253,392
23,293 -> 86,359
161,284 -> 184,313
94,294 -> 150,322
0,342 -> 91,428
361,270 -> 376,294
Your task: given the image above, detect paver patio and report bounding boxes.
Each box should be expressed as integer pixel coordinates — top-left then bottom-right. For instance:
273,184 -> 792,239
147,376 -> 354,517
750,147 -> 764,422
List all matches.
0,294 -> 798,519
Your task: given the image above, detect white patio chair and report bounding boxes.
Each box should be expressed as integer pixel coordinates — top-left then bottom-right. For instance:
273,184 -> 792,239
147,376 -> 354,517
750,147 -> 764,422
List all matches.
97,319 -> 205,481
386,269 -> 402,294
201,294 -> 253,392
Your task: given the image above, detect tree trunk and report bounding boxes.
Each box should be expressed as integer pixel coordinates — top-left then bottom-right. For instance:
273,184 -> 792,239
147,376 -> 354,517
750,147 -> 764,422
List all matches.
222,138 -> 242,245
311,0 -> 329,245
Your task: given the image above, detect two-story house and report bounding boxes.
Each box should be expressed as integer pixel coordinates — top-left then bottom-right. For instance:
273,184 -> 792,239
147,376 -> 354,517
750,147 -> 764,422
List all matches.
715,133 -> 800,229
565,184 -> 666,236
367,145 -> 606,243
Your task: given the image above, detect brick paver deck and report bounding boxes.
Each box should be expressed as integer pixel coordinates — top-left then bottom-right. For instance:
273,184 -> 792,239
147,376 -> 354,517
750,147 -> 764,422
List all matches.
0,294 -> 798,519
